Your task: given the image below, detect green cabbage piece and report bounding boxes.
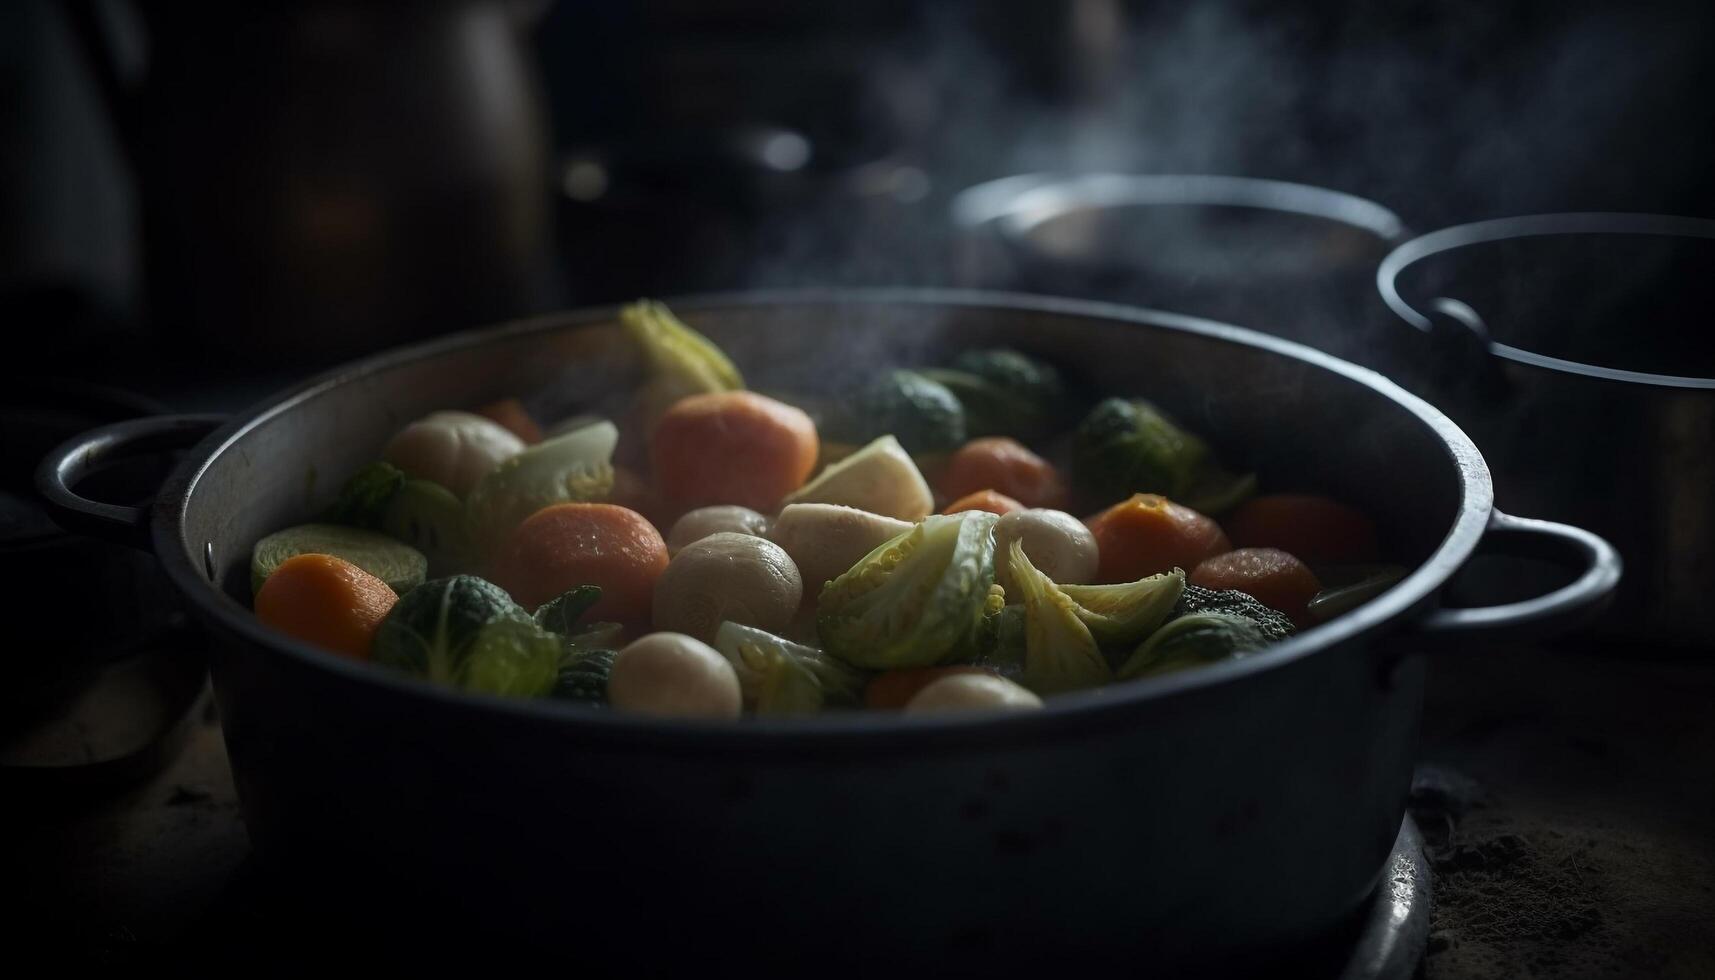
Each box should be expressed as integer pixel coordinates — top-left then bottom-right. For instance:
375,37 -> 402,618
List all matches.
1072,398 -> 1256,513
840,370 -> 967,454
552,648 -> 619,704
464,420 -> 618,550
372,574 -> 533,686
714,621 -> 869,716
324,461 -> 405,528
1005,539 -> 1111,695
1117,612 -> 1273,680
623,299 -> 744,431
816,511 -> 998,670
1057,569 -> 1186,647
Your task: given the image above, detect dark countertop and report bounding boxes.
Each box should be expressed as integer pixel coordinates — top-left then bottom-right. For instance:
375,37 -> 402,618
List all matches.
9,639 -> 1713,974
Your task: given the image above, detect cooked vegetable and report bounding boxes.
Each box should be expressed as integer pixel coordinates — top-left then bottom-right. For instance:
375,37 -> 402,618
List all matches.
1085,493 -> 1230,583
666,505 -> 772,555
1056,569 -> 1185,647
371,574 -> 531,685
652,391 -> 818,511
251,523 -> 427,596
382,410 -> 525,498
916,369 -> 1054,444
460,618 -> 563,697
465,420 -> 619,550
543,413 -> 607,440
476,398 -> 543,444
607,632 -> 742,719
949,349 -> 1065,414
1306,566 -> 1408,624
1171,583 -> 1296,642
847,370 -> 967,454
380,478 -> 472,577
767,503 -> 913,595
254,553 -> 397,660
533,584 -> 602,634
942,489 -> 1024,516
904,672 -> 1043,713
1072,398 -> 1255,513
993,509 -> 1100,597
1117,612 -> 1272,680
653,533 -> 803,644
491,502 -> 668,623
1191,548 -> 1323,626
552,647 -> 619,704
865,665 -> 997,710
1004,539 -> 1111,695
817,511 -> 999,670
623,299 -> 744,434
325,461 -> 405,528
781,435 -> 935,522
714,621 -> 868,715
939,437 -> 1068,511
1226,494 -> 1379,564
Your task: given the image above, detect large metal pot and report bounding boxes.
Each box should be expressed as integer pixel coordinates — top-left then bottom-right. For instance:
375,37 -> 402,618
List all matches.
1379,213 -> 1714,647
37,292 -> 1615,970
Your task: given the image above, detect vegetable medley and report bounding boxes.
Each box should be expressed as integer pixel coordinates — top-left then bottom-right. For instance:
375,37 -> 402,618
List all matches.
248,301 -> 1406,719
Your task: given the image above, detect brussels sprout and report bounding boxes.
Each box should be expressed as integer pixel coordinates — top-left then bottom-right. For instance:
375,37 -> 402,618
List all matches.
1073,398 -> 1210,505
917,369 -> 1051,443
623,300 -> 744,432
816,511 -> 999,670
325,461 -> 405,528
381,478 -> 473,577
950,348 -> 1066,409
1004,539 -> 1111,695
1057,569 -> 1187,647
461,618 -> 562,697
1171,583 -> 1296,642
464,420 -> 618,550
371,574 -> 531,685
1117,612 -> 1272,680
552,648 -> 619,704
843,370 -> 967,454
714,621 -> 869,716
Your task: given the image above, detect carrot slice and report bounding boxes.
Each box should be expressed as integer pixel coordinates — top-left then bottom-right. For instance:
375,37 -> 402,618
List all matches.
651,391 -> 818,512
492,503 -> 670,623
942,489 -> 1025,516
476,398 -> 544,444
1190,548 -> 1323,626
938,437 -> 1067,509
1225,494 -> 1377,564
255,553 -> 397,659
1085,493 -> 1230,582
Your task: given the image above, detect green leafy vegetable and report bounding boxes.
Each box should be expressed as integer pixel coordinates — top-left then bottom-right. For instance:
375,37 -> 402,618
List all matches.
380,477 -> 472,577
552,648 -> 619,704
842,370 -> 967,454
464,420 -> 618,550
325,461 -> 405,528
533,585 -> 623,658
461,618 -> 562,697
816,511 -> 999,670
714,621 -> 869,715
1117,612 -> 1272,680
1072,399 -> 1257,513
1005,539 -> 1111,695
1057,569 -> 1186,647
1171,583 -> 1296,642
623,299 -> 744,431
371,574 -> 531,685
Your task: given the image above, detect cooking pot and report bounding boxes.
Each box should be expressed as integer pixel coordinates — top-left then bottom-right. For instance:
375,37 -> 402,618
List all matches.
1378,213 -> 1714,647
36,292 -> 1615,971
951,175 -> 1410,369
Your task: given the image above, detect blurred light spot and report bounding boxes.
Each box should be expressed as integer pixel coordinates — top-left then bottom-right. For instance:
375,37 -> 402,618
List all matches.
562,160 -> 609,201
760,132 -> 811,172
890,166 -> 930,203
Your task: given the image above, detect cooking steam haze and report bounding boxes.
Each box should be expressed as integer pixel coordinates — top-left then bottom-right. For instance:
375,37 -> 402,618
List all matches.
740,0 -> 1713,309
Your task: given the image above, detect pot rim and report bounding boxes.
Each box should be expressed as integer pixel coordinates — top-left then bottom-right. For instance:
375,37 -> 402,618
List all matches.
1378,211 -> 1715,390
150,289 -> 1491,748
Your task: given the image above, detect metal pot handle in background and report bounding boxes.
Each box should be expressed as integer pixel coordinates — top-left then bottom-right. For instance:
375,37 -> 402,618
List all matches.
35,414 -> 226,551
1410,510 -> 1620,643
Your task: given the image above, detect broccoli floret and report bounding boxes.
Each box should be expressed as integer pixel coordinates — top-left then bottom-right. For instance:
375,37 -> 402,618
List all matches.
847,370 -> 967,454
1170,583 -> 1296,642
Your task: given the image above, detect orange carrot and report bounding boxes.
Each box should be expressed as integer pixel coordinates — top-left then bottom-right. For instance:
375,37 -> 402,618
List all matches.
938,437 -> 1067,510
651,391 -> 818,512
865,666 -> 997,710
476,397 -> 543,444
1191,548 -> 1323,626
492,503 -> 669,623
254,553 -> 397,659
1226,494 -> 1377,564
942,489 -> 1025,516
1085,493 -> 1230,583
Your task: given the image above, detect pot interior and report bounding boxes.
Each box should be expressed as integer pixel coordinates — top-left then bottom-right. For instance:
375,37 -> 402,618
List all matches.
170,297 -> 1475,631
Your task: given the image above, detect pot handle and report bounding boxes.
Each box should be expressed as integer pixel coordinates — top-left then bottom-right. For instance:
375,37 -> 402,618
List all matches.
1410,509 -> 1620,642
35,414 -> 227,552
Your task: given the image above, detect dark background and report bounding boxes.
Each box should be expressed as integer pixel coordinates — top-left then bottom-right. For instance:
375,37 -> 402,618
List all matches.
3,0 -> 1712,373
